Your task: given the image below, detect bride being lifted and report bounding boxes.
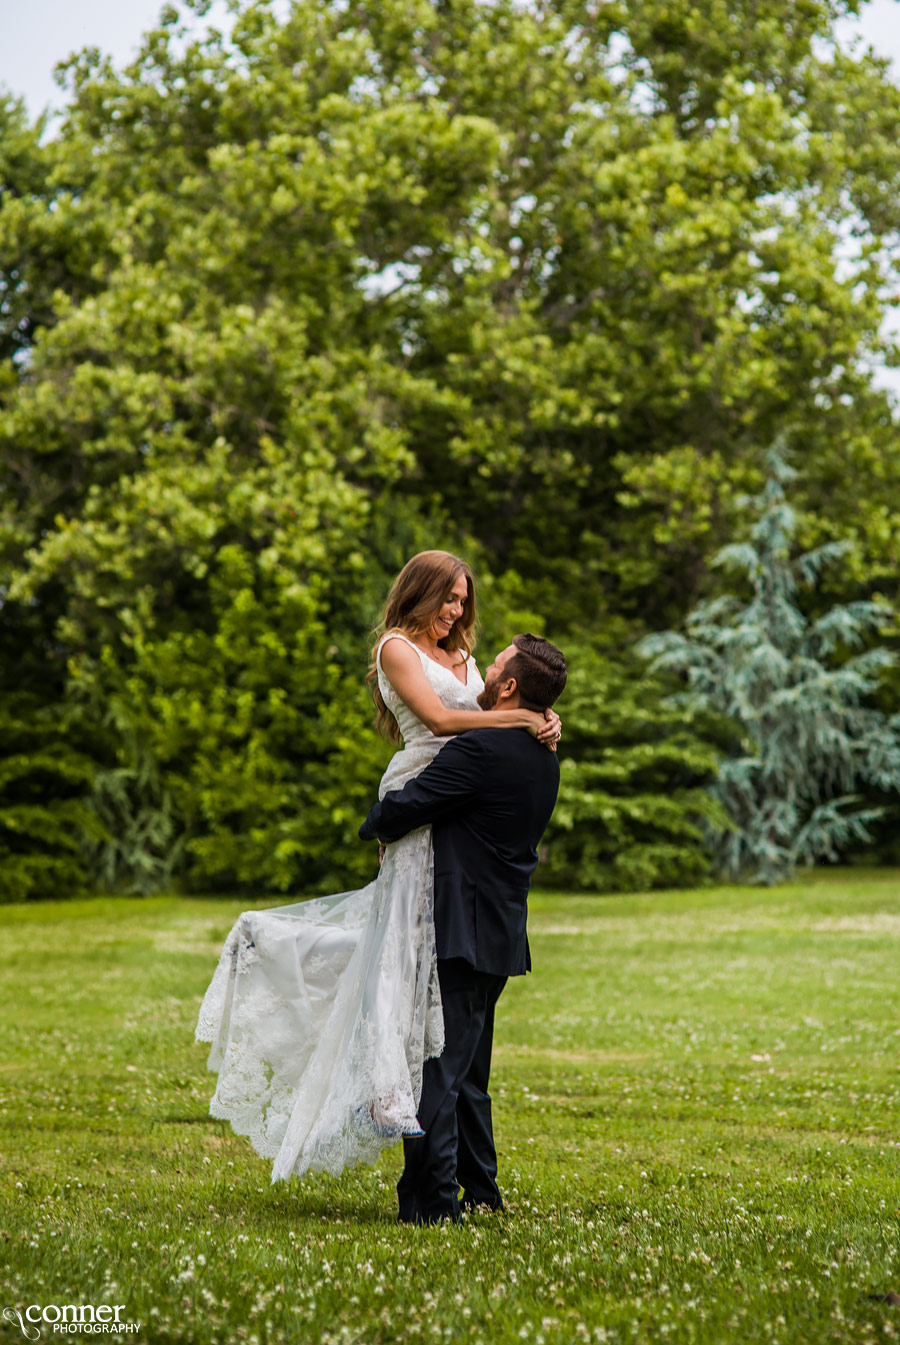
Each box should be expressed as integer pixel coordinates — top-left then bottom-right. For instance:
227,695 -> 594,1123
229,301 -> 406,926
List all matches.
196,550 -> 560,1182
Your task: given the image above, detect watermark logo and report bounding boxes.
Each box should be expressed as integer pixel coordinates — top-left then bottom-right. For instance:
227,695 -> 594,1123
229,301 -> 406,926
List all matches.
3,1309 -> 40,1342
3,1304 -> 140,1338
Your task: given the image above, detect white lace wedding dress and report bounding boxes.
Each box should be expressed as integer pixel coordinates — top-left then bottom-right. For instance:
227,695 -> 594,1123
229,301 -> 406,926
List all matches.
195,632 -> 484,1182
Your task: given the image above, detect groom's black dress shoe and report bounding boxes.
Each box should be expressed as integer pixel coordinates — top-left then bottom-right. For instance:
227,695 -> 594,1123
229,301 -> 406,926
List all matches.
397,1191 -> 501,1223
398,1193 -> 465,1225
398,1208 -> 465,1226
460,1194 -> 504,1213
397,1194 -> 418,1223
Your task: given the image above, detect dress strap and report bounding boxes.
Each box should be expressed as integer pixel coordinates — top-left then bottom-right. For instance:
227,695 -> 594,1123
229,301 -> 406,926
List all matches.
376,630 -> 427,674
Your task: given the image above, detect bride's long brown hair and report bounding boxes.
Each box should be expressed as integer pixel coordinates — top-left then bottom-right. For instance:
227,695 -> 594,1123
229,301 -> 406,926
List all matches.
367,550 -> 478,743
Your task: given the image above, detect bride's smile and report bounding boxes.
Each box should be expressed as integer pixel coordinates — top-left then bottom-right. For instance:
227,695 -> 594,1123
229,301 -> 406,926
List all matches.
429,578 -> 468,646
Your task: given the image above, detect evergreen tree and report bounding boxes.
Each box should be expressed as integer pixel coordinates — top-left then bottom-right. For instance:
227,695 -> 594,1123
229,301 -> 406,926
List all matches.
540,644 -> 730,893
0,694 -> 102,901
640,452 -> 900,884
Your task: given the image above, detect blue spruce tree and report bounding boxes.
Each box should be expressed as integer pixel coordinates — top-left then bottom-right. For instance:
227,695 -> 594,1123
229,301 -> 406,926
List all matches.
640,450 -> 900,884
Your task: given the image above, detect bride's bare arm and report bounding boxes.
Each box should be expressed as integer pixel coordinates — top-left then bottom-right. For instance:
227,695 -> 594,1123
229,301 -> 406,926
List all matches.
379,638 -> 553,740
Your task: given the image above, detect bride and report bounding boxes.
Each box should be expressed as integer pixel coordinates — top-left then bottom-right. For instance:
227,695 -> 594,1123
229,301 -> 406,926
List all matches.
196,550 -> 560,1182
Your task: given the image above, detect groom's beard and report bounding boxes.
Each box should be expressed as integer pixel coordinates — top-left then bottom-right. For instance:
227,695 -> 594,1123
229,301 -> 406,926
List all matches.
477,676 -> 501,711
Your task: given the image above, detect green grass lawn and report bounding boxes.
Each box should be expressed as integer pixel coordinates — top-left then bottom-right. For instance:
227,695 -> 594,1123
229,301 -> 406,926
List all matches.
3,871 -> 900,1344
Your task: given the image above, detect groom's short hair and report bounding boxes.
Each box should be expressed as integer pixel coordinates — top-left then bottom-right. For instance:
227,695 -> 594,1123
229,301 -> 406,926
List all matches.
505,634 -> 567,711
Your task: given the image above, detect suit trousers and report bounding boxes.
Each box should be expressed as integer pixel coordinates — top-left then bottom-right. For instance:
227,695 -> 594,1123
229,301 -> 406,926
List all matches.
397,958 -> 507,1224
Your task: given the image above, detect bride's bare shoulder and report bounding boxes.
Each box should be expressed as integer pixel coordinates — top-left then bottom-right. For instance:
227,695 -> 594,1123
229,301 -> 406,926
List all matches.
378,631 -> 421,667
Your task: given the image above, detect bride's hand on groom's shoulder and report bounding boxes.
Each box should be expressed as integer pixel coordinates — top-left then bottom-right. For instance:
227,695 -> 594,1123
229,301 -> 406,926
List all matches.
530,708 -> 562,751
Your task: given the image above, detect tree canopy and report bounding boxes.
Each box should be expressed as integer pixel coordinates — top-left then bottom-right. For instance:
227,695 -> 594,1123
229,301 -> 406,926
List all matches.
2,0 -> 899,895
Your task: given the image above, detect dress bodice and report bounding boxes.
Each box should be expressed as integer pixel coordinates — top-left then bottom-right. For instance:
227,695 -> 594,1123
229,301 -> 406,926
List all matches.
376,631 -> 485,798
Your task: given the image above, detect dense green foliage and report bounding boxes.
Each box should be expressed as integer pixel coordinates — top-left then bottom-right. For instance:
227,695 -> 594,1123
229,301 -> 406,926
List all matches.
4,874 -> 900,1342
0,695 -> 100,901
642,454 -> 900,883
541,644 -> 731,891
3,0 -> 900,893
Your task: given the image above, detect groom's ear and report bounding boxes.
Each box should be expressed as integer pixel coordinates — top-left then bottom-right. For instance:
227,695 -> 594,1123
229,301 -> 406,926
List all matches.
497,677 -> 517,701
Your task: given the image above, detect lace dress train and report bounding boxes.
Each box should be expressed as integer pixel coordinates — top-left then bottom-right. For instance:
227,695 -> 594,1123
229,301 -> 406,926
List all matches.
195,634 -> 484,1181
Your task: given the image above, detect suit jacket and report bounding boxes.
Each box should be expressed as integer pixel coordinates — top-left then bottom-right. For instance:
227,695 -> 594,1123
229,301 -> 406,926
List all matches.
359,728 -> 560,977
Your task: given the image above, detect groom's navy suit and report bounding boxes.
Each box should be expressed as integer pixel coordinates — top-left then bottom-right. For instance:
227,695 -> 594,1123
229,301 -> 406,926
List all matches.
359,726 -> 560,1223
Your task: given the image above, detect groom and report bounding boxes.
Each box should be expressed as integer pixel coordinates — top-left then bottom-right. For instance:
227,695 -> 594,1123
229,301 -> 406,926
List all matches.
359,633 -> 567,1224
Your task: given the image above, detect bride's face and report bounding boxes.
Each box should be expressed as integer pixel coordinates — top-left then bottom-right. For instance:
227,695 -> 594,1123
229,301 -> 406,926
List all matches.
428,574 -> 468,643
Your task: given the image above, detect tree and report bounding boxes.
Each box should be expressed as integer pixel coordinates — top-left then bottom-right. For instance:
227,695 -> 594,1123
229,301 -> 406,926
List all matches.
541,644 -> 730,892
0,693 -> 102,902
640,452 -> 900,884
3,0 -> 900,894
